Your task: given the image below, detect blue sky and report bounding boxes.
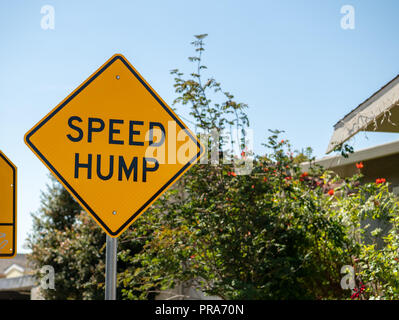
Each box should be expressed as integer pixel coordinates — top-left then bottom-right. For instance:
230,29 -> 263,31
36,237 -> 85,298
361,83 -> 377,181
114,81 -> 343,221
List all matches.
1,0 -> 399,252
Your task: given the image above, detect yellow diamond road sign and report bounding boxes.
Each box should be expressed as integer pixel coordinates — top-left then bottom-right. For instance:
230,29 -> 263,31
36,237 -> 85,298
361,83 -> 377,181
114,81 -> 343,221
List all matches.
25,54 -> 204,237
0,150 -> 17,258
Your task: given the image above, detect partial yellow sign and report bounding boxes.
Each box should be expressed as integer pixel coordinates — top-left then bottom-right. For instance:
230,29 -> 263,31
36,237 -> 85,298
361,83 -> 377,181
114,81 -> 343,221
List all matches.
0,151 -> 17,258
25,54 -> 204,237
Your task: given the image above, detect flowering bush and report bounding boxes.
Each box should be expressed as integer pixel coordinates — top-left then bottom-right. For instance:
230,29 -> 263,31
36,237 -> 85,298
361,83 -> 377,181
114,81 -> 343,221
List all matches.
119,134 -> 399,300
334,170 -> 399,300
29,134 -> 399,300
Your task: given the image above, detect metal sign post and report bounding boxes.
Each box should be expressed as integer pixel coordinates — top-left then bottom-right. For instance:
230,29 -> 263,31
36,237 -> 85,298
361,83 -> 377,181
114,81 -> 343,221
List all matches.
105,235 -> 117,300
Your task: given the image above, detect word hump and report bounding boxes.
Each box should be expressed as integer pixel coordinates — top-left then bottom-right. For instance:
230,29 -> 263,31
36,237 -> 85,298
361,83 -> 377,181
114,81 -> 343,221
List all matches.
25,54 -> 204,237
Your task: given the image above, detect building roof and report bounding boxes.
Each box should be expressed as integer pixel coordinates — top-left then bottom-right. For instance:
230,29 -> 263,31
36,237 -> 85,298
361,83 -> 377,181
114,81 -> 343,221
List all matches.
0,275 -> 35,292
326,74 -> 399,154
0,254 -> 35,295
4,264 -> 25,275
303,138 -> 399,171
0,254 -> 29,275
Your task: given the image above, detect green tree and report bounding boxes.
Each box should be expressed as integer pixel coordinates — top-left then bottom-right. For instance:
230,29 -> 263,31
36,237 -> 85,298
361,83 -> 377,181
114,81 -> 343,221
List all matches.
27,175 -> 105,299
27,175 -> 151,300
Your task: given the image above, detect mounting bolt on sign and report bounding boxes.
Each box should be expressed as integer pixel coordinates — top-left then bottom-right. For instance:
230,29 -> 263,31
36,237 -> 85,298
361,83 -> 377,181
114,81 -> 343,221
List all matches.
24,54 -> 205,299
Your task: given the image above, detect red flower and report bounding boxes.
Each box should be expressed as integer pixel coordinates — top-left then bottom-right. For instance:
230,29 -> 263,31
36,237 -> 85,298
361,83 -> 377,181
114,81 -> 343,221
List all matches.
351,283 -> 366,299
376,178 -> 386,184
251,185 -> 255,189
284,176 -> 292,181
356,162 -> 364,169
227,171 -> 237,177
241,151 -> 246,157
300,172 -> 309,178
190,255 -> 196,259
350,291 -> 359,300
328,189 -> 334,196
280,140 -> 284,144
263,177 -> 267,182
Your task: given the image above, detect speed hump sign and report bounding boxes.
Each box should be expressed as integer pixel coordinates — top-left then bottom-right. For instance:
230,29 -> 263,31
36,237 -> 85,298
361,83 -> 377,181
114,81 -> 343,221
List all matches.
0,150 -> 17,258
25,54 -> 204,237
